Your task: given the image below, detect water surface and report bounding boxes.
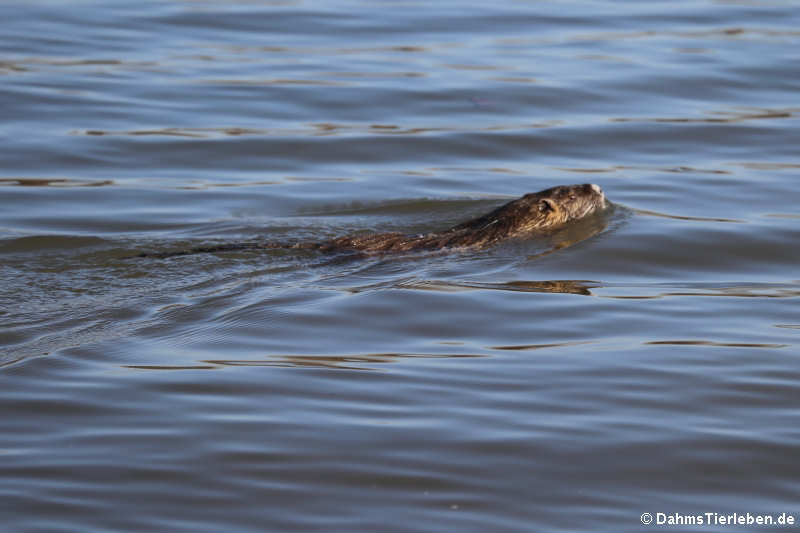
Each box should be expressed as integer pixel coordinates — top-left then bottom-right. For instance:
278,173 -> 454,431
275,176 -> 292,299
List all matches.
1,1 -> 799,532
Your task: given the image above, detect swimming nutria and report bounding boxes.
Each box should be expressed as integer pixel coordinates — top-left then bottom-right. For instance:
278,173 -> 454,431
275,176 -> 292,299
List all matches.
137,183 -> 606,257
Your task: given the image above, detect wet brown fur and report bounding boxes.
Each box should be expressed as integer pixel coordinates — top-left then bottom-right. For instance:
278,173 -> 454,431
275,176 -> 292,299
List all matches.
316,183 -> 606,253
137,183 -> 606,258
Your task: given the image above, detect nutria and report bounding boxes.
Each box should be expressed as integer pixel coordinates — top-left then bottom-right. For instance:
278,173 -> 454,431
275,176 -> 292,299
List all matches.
137,183 -> 606,258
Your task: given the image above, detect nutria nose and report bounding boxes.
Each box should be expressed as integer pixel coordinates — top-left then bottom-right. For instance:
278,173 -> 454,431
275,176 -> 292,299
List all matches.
589,183 -> 603,194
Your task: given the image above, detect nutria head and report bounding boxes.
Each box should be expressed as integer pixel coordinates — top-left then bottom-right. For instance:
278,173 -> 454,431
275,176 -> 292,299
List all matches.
523,183 -> 606,230
448,183 -> 607,244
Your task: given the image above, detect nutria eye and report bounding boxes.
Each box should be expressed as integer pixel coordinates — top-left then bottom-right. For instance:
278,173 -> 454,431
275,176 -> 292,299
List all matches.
569,195 -> 576,200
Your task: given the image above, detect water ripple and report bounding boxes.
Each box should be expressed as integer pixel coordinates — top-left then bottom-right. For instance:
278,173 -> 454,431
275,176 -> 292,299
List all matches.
3,0 -> 800,530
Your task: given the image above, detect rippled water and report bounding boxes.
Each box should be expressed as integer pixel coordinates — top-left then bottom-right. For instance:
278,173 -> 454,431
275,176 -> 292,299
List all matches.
2,1 -> 799,531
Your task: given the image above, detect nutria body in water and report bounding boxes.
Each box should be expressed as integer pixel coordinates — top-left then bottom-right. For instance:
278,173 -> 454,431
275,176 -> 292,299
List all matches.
138,183 -> 606,258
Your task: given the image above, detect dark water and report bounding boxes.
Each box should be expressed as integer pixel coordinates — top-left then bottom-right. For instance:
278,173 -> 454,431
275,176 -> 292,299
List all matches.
2,1 -> 800,531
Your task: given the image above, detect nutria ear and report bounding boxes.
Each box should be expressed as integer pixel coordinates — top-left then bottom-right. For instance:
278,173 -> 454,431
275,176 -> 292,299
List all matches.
539,198 -> 557,213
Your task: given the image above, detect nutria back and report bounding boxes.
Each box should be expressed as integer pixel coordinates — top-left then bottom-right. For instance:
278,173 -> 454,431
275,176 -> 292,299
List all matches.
136,183 -> 606,258
318,183 -> 606,253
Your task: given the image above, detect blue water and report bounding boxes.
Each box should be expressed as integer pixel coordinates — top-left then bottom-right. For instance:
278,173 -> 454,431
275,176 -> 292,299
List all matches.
1,1 -> 799,532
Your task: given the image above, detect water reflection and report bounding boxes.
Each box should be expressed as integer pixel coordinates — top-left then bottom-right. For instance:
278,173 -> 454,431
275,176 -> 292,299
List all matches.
490,341 -> 592,351
597,282 -> 800,300
645,340 -> 788,348
389,280 -> 800,300
1,57 -> 156,73
439,280 -> 599,296
0,177 -> 114,187
79,120 -> 565,139
123,352 -> 485,371
631,207 -> 744,223
203,78 -> 346,86
569,26 -> 800,43
556,165 -> 731,174
738,162 -> 800,170
0,61 -> 26,72
611,108 -> 795,124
